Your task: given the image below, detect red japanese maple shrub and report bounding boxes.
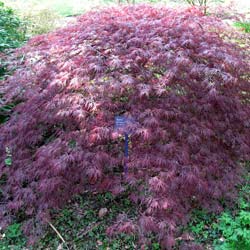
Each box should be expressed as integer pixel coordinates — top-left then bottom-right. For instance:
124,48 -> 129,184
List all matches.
0,4 -> 249,248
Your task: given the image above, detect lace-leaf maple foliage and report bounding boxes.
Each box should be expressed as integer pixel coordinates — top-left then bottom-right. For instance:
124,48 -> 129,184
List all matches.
0,4 -> 250,248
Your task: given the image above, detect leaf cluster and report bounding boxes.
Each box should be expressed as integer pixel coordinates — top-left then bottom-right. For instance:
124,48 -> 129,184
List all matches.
0,1 -> 26,51
0,223 -> 26,250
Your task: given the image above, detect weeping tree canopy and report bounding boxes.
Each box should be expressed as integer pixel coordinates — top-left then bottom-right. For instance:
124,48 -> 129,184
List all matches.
0,4 -> 249,248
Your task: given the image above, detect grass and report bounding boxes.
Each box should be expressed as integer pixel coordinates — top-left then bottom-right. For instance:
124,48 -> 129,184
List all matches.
3,0 -> 122,17
2,0 -> 180,17
3,0 -> 250,18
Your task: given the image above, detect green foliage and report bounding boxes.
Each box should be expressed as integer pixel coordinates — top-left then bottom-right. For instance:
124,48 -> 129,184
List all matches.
0,191 -> 140,249
0,63 -> 7,80
214,211 -> 250,250
214,178 -> 250,250
0,1 -> 26,51
151,242 -> 161,249
0,223 -> 26,250
35,192 -> 139,249
0,102 -> 18,124
21,7 -> 59,35
234,21 -> 250,33
4,147 -> 12,166
186,175 -> 250,249
187,210 -> 219,244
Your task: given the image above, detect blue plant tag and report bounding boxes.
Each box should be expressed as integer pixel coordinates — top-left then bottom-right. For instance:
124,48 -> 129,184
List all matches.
115,116 -> 127,130
114,115 -> 138,135
115,116 -> 131,175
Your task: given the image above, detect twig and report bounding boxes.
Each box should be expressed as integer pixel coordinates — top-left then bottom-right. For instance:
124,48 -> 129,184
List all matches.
47,220 -> 70,250
77,222 -> 101,238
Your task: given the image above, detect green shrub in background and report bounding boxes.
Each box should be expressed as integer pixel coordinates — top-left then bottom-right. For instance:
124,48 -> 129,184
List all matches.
0,1 -> 26,51
234,21 -> 250,33
21,7 -> 59,35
